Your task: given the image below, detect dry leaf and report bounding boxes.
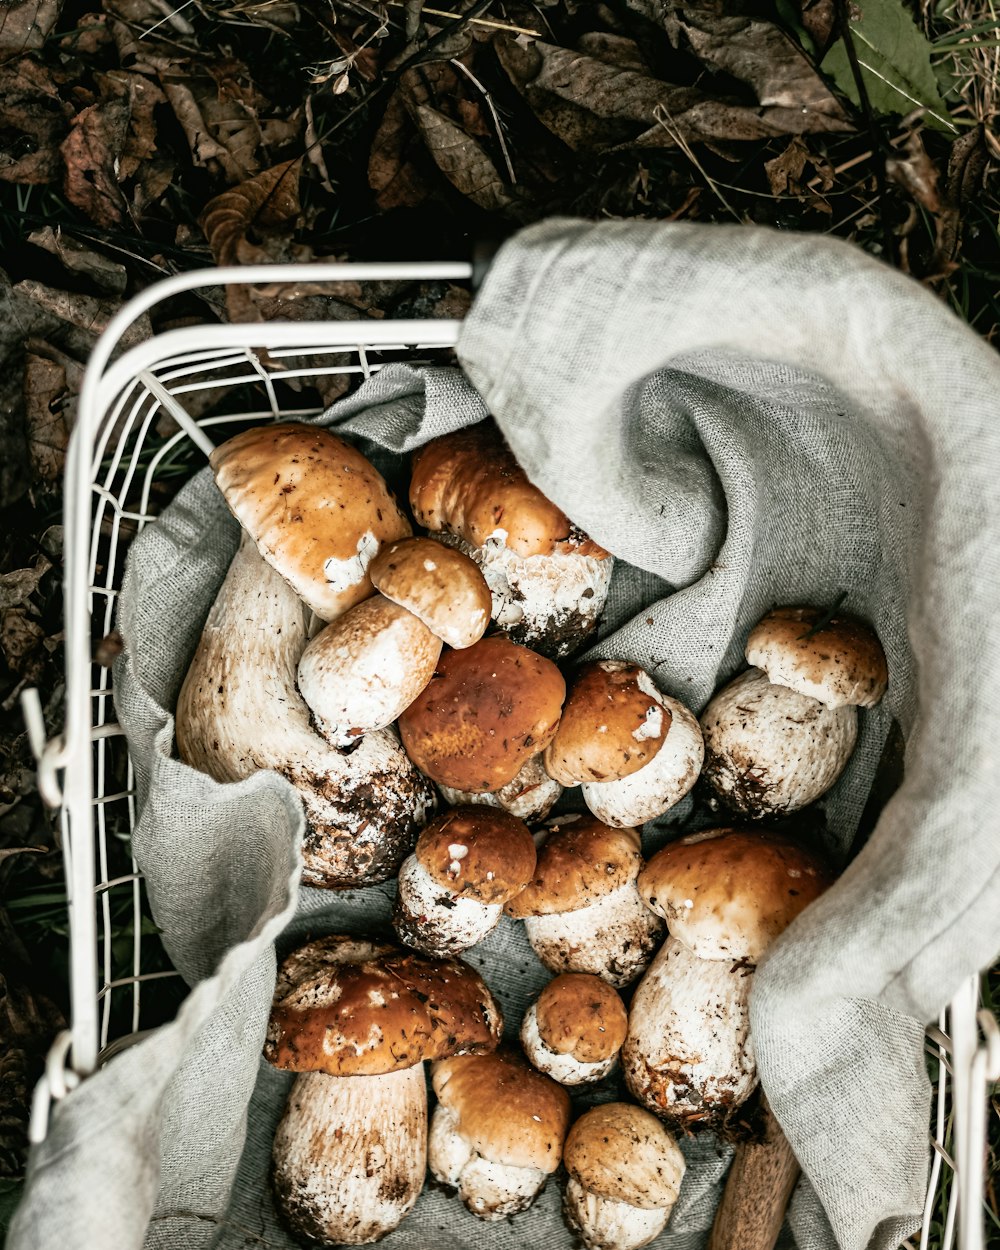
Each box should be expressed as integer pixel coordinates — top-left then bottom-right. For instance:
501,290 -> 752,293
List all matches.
1,611 -> 45,676
11,279 -> 151,352
0,58 -> 71,185
412,104 -> 515,213
60,94 -> 130,227
199,157 -> 303,266
28,227 -> 127,297
887,131 -> 941,213
24,353 -> 70,483
0,0 -> 62,62
765,136 -> 812,196
369,89 -> 443,211
0,558 -> 51,612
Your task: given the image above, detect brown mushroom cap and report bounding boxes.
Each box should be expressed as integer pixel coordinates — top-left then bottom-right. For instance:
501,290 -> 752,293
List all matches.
415,806 -> 537,904
544,661 -> 670,786
638,827 -> 835,962
264,935 -> 502,1076
505,818 -> 643,918
563,1103 -> 685,1209
432,1050 -> 571,1173
745,606 -> 888,709
397,635 -> 566,792
409,421 -> 609,559
369,537 -> 492,650
211,423 -> 411,622
534,974 -> 628,1063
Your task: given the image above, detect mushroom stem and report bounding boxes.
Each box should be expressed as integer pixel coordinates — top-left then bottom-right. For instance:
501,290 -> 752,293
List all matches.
393,854 -> 502,956
272,1066 -> 426,1245
564,1177 -> 670,1250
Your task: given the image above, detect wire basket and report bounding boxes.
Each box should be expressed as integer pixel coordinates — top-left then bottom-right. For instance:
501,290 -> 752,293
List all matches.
21,263 -> 1000,1250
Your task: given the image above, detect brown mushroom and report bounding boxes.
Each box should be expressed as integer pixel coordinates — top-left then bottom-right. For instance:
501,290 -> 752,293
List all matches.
368,536 -> 492,650
519,973 -> 628,1086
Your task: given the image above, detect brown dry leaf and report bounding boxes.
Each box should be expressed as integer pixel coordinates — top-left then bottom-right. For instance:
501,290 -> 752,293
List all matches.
199,157 -> 303,266
1,611 -> 44,677
24,352 -> 71,483
12,279 -> 151,351
887,131 -> 941,213
0,58 -> 71,184
60,93 -> 131,228
765,136 -> 812,196
369,89 -> 449,211
0,558 -> 51,613
412,104 -> 515,213
113,71 -> 165,180
28,227 -> 127,297
0,0 -> 61,62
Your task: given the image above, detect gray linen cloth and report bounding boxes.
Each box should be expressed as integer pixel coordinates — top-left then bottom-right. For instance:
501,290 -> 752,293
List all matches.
9,219 -> 1000,1250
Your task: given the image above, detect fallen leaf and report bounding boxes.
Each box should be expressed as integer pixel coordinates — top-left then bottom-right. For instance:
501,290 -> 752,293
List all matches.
821,0 -> 955,131
0,58 -> 71,185
28,227 -> 128,297
369,91 -> 439,209
23,352 -> 70,483
199,157 -> 303,266
765,136 -> 812,195
1,612 -> 44,677
0,559 -> 51,612
886,130 -> 940,212
0,0 -> 62,62
412,104 -> 516,213
60,93 -> 130,227
12,280 -> 150,350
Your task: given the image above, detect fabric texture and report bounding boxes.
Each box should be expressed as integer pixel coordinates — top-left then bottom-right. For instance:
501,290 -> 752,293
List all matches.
9,218 -> 1000,1250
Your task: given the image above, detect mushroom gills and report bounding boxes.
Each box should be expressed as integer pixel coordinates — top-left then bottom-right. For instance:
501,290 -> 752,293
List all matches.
271,1067 -> 426,1245
564,1177 -> 671,1250
429,1105 -> 548,1220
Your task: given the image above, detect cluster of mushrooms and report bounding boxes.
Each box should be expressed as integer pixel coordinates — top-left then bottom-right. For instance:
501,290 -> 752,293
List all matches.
174,417 -> 889,1249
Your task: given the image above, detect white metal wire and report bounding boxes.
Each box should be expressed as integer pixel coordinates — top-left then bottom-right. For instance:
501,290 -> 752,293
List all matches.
21,262 -> 999,1249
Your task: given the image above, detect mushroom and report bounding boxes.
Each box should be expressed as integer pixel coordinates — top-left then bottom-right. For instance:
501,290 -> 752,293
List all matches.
265,935 -> 502,1246
562,1103 -> 686,1250
409,420 -> 613,657
429,1049 -> 571,1219
393,805 -> 537,956
438,753 -> 563,823
519,973 -> 628,1086
700,606 -> 887,818
175,534 -> 436,888
542,661 -> 704,828
368,535 -> 492,650
397,634 -> 566,793
505,816 -> 664,986
211,422 -> 412,622
622,827 -> 834,1129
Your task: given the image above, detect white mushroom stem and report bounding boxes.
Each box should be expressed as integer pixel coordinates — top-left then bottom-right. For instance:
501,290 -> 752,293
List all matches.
622,937 -> 757,1129
582,694 -> 704,828
428,1104 -> 548,1220
520,1004 -> 616,1086
175,534 -> 435,887
393,854 -> 502,956
271,1067 -> 426,1245
439,753 -> 563,823
523,883 -> 664,987
563,1177 -> 671,1250
699,667 -> 857,818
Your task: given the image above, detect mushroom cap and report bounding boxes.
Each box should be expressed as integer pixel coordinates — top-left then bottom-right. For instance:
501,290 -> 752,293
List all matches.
431,1050 -> 571,1173
534,974 -> 628,1063
210,423 -> 411,621
414,805 -> 537,904
505,818 -> 643,918
410,421 -> 609,559
438,753 -> 563,824
543,662 -> 670,786
563,1103 -> 686,1209
745,606 -> 888,709
369,537 -> 492,650
638,827 -> 835,962
297,595 -> 442,746
397,635 -> 566,792
264,935 -> 502,1076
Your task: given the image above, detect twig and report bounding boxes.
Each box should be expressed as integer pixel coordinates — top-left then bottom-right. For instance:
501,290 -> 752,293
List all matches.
450,59 -> 516,183
797,591 -> 848,640
653,105 -> 743,223
386,2 -> 540,36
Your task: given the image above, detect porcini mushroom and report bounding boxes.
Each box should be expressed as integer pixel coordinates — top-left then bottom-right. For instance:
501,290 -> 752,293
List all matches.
700,606 -> 887,818
520,973 -> 628,1086
623,827 -> 834,1129
438,753 -> 563,823
176,534 -> 435,888
505,816 -> 664,986
393,805 -> 537,956
409,421 -> 613,657
266,935 -> 502,1246
562,1103 -> 686,1250
429,1049 -> 571,1219
397,635 -> 566,792
211,422 -> 411,622
368,535 -> 492,650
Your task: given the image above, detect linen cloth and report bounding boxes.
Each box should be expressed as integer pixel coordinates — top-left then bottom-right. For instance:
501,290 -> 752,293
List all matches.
9,218 -> 1000,1250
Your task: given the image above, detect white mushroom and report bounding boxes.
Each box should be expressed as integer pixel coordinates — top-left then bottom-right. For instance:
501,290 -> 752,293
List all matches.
175,534 -> 435,888
562,1103 -> 686,1250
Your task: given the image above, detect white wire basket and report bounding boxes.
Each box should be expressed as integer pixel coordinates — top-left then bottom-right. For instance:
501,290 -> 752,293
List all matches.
20,262 -> 999,1250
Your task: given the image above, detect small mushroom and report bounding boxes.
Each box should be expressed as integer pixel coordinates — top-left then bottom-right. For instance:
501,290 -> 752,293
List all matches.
562,1103 -> 686,1250
368,536 -> 492,649
429,1049 -> 571,1220
700,606 -> 887,818
266,935 -> 502,1246
393,806 -> 537,956
505,817 -> 664,986
624,828 -> 834,1129
520,973 -> 628,1086
397,635 -> 566,792
580,691 -> 704,828
409,420 -> 613,657
211,422 -> 411,622
175,534 -> 435,888
438,753 -> 563,823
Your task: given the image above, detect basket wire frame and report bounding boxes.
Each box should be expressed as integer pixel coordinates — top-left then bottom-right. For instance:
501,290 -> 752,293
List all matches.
19,263 -> 999,1250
